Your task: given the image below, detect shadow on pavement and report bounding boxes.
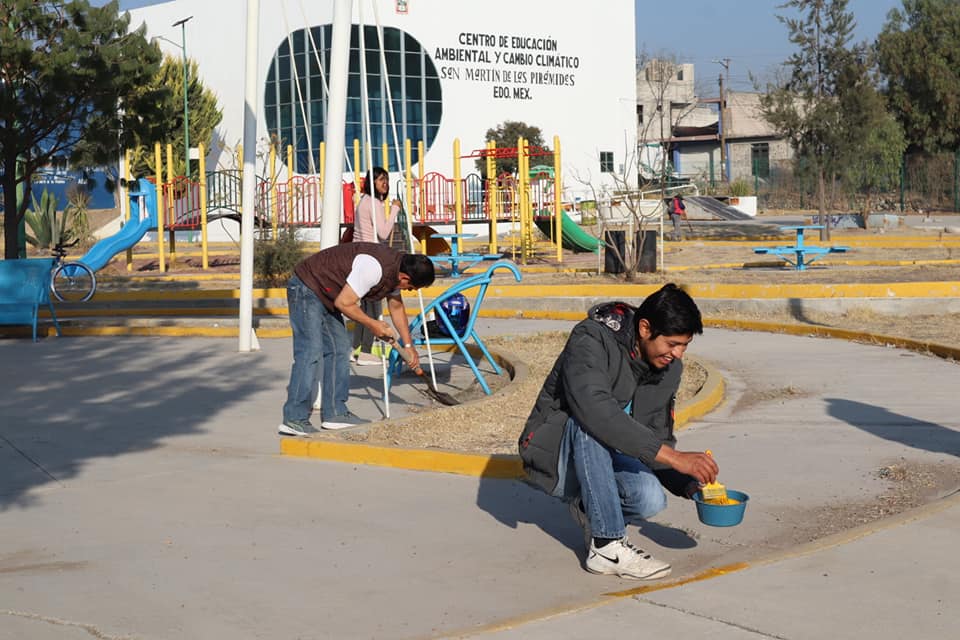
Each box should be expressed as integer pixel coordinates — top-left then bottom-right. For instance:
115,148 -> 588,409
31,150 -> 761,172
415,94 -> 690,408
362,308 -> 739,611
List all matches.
0,336 -> 271,511
475,476 -> 699,557
826,397 -> 960,457
475,477 -> 581,556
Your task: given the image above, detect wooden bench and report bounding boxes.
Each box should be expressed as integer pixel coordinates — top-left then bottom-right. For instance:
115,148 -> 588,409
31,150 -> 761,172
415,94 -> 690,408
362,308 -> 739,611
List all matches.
0,258 -> 62,341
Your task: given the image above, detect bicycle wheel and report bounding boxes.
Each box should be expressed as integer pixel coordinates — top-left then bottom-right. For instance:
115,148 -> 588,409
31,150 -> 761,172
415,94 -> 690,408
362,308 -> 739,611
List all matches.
52,262 -> 96,302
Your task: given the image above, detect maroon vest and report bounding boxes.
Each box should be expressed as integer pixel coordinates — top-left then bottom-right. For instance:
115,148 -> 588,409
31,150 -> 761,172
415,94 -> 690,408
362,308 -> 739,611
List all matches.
294,242 -> 403,312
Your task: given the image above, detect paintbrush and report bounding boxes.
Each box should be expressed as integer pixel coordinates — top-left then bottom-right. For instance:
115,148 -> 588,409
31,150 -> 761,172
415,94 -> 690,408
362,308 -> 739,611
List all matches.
701,450 -> 730,504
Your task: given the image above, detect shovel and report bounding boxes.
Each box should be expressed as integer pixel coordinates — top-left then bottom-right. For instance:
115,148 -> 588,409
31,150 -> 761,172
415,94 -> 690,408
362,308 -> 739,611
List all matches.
387,338 -> 460,406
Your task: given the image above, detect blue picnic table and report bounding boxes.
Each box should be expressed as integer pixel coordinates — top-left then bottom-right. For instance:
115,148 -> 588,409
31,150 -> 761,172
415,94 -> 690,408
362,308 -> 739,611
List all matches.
428,232 -> 498,277
754,225 -> 850,271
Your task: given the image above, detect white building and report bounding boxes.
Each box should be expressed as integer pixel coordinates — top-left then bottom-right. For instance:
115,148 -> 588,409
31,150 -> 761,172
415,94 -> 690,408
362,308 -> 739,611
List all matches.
127,0 -> 638,205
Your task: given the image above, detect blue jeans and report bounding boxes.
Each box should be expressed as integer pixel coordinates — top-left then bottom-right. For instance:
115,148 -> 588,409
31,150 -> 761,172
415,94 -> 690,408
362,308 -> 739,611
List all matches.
281,275 -> 353,423
557,417 -> 667,540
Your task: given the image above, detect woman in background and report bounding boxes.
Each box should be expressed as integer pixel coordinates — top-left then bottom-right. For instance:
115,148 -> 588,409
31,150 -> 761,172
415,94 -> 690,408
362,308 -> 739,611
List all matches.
352,166 -> 402,365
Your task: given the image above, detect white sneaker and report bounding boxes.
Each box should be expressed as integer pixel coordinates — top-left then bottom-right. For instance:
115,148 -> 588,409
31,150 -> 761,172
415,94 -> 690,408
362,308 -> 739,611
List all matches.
321,411 -> 368,430
354,352 -> 382,366
585,537 -> 671,580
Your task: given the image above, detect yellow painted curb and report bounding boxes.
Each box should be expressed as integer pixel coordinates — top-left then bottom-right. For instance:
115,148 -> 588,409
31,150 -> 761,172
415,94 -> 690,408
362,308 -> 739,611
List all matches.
707,318 -> 960,361
674,359 -> 725,428
425,281 -> 960,299
280,438 -> 524,478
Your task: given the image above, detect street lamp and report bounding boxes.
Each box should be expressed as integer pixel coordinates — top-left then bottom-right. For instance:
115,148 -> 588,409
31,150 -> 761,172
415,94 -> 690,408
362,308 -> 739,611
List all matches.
172,16 -> 193,179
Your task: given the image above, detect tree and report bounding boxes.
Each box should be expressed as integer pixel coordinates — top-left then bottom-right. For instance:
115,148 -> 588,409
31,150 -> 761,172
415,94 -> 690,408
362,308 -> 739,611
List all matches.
133,55 -> 222,179
760,0 -> 860,240
566,53 -> 699,280
876,0 -> 960,153
476,121 -> 551,177
72,54 -> 222,191
0,0 -> 161,259
833,53 -> 906,212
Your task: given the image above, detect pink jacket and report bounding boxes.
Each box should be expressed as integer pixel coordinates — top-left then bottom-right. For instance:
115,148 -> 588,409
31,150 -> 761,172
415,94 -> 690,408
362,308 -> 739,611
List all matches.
353,194 -> 400,243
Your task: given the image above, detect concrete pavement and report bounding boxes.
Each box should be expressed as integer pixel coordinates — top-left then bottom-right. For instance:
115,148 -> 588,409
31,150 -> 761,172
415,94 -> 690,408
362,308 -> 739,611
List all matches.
1,319 -> 958,639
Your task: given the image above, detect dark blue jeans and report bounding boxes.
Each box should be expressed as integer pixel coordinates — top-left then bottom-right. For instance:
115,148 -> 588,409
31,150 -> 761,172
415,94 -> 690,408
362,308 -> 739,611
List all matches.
281,275 -> 353,423
556,417 -> 667,540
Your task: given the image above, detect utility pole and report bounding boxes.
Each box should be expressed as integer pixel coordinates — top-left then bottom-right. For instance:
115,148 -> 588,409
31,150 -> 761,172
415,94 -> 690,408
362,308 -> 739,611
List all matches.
173,16 -> 193,179
712,58 -> 730,183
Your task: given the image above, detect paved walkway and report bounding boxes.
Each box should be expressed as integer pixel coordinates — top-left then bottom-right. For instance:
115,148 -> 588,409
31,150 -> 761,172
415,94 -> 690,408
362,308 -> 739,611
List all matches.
1,319 -> 958,639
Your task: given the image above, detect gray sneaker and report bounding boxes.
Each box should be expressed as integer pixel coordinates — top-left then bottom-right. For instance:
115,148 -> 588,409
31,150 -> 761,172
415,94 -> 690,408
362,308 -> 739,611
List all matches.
278,419 -> 318,436
586,537 -> 671,580
321,411 -> 368,430
569,497 -> 591,551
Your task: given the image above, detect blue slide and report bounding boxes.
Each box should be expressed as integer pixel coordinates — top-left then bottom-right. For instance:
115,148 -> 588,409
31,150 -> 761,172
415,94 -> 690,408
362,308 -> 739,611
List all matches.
78,179 -> 158,272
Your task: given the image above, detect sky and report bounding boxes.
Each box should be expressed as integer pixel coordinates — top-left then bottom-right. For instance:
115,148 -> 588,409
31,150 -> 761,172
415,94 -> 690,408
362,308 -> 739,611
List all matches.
635,0 -> 905,92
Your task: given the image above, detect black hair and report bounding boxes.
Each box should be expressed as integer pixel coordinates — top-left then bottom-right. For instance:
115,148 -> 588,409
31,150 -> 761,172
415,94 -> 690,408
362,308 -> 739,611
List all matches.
400,254 -> 435,288
635,283 -> 702,338
362,166 -> 389,200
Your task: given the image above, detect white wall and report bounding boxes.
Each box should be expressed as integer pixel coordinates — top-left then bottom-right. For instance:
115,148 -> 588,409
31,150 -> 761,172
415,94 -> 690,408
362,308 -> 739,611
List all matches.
129,0 -> 637,202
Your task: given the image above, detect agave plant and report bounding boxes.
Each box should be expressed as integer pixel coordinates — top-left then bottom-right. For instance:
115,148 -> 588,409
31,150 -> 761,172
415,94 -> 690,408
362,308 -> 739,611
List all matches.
23,188 -> 64,249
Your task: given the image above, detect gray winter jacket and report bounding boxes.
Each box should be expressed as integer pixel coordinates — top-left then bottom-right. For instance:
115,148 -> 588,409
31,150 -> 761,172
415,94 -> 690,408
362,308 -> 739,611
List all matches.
518,301 -> 696,498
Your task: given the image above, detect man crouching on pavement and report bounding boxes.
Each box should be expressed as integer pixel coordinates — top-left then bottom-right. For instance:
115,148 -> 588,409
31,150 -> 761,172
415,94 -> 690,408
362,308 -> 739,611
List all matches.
518,283 -> 718,580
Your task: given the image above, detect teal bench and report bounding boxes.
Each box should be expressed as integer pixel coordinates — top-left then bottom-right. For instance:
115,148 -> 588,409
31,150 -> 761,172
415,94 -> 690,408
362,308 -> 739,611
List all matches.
0,258 -> 62,341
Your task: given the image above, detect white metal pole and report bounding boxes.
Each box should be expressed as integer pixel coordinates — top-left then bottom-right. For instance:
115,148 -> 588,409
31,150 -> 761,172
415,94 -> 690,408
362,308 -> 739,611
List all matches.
238,0 -> 260,352
319,0 -> 353,249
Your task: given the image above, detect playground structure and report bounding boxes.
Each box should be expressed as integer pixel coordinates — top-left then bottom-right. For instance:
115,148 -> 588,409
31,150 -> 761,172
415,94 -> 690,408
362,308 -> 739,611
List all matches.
100,134 -> 625,273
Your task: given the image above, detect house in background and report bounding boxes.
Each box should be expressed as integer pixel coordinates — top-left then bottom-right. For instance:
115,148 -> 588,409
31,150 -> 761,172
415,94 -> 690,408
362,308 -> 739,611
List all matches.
636,60 -> 793,185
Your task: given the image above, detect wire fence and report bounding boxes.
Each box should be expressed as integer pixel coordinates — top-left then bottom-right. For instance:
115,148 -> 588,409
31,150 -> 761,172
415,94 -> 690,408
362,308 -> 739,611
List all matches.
687,152 -> 959,214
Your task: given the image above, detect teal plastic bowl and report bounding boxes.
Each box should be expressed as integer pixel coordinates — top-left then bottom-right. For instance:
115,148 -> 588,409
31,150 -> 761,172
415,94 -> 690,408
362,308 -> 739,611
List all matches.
693,489 -> 749,527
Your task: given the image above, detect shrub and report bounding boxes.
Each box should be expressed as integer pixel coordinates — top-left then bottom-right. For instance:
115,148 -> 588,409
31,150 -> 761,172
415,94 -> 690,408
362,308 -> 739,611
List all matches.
254,228 -> 306,286
728,178 -> 752,197
65,185 -> 92,247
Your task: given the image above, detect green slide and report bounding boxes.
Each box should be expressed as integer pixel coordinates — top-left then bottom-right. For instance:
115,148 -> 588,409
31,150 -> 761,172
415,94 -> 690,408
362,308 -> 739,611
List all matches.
535,209 -> 601,253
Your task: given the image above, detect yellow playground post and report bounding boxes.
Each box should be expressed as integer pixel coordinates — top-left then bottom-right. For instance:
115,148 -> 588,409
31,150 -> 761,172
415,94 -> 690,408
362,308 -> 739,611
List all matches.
516,136 -> 529,264
453,138 -> 463,236
417,140 -> 427,254
154,142 -> 166,273
381,142 -> 389,171
486,141 -> 497,254
554,135 -> 563,263
199,142 -> 209,269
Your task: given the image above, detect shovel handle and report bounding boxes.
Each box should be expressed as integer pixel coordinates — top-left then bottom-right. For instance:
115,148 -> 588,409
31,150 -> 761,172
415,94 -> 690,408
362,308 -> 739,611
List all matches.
384,337 -> 423,375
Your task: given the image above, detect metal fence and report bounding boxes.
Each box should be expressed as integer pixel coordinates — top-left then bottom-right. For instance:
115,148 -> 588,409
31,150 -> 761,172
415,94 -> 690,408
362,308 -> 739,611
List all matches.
690,152 -> 959,213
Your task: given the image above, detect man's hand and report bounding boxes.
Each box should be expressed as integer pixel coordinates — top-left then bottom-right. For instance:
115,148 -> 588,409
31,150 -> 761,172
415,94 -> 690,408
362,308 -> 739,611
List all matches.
385,338 -> 421,371
403,345 -> 420,370
372,319 -> 394,340
655,447 -> 719,485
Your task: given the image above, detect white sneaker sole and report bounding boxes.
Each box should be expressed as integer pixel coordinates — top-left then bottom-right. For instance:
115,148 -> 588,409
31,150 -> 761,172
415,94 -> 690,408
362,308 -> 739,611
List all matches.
586,562 -> 671,580
277,423 -> 314,437
321,420 -> 365,430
